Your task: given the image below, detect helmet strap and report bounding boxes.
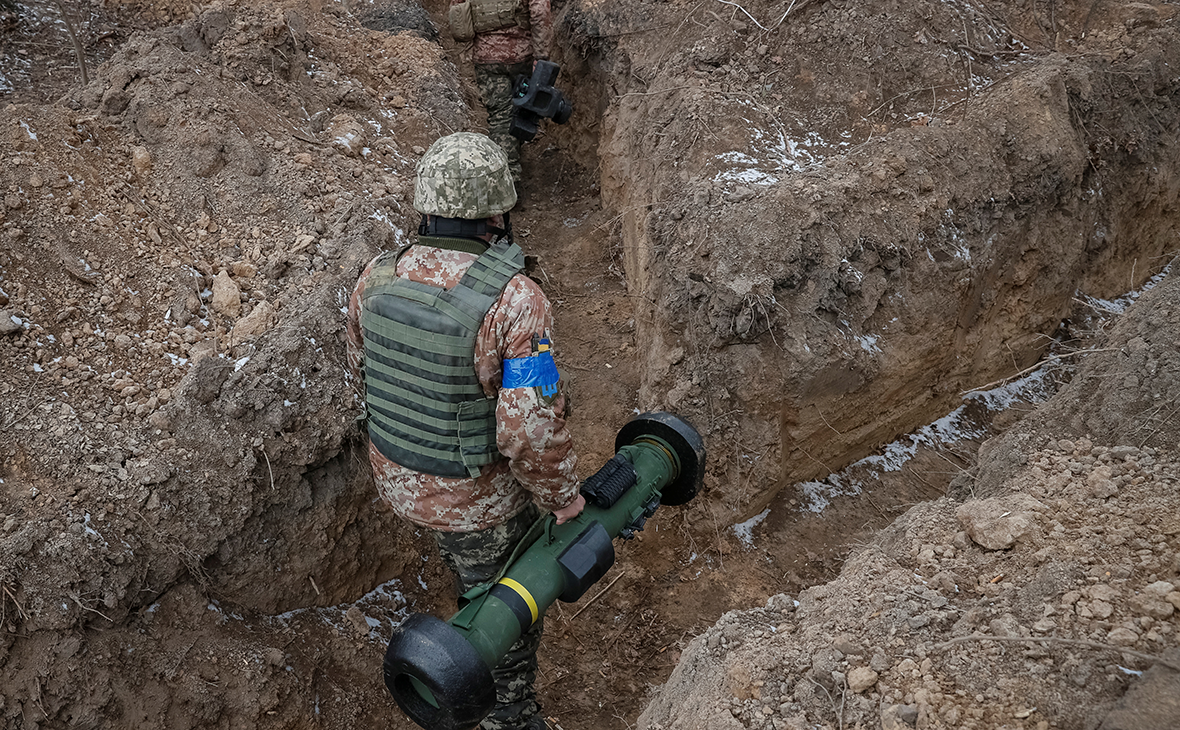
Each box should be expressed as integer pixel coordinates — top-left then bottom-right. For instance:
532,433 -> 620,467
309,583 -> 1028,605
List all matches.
499,211 -> 513,246
419,214 -> 513,246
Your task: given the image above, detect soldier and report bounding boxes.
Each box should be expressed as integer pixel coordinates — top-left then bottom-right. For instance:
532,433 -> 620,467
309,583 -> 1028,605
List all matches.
448,0 -> 553,186
346,131 -> 583,730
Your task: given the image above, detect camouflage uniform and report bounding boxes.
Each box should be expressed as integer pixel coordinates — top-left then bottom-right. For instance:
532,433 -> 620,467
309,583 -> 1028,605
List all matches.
348,132 -> 577,730
345,243 -> 578,531
476,60 -> 534,184
451,0 -> 554,182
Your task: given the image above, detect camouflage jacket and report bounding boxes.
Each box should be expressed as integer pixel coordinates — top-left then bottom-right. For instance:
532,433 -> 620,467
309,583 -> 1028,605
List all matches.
452,0 -> 553,65
346,242 -> 579,532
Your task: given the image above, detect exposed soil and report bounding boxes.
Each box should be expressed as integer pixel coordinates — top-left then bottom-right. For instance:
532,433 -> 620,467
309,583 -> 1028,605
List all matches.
1,0 -> 1178,729
641,270 -> 1180,730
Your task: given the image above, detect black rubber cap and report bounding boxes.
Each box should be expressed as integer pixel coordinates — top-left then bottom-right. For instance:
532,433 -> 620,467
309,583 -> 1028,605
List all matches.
615,412 -> 706,506
383,613 -> 496,730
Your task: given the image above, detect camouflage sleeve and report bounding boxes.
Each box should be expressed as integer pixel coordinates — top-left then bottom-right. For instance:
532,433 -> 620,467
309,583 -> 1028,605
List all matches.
345,255 -> 381,382
527,0 -> 553,60
478,274 -> 579,512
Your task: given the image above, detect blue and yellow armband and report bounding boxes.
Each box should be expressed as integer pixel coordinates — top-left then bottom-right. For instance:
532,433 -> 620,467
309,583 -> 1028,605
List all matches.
502,340 -> 560,398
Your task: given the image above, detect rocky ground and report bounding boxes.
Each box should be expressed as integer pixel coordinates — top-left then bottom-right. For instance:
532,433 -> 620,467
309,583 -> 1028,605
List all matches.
640,270 -> 1180,730
2,0 -> 1179,728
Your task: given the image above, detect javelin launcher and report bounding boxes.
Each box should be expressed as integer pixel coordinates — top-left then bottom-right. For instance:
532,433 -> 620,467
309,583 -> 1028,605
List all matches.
383,412 -> 706,730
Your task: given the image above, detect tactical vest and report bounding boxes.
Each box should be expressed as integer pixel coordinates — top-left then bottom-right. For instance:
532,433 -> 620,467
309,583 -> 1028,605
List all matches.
360,237 -> 525,478
450,0 -> 530,42
471,0 -> 530,34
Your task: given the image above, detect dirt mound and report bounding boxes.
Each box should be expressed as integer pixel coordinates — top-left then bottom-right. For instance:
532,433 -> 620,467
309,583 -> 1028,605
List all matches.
1,1 -> 471,725
583,0 -> 1180,523
638,277 -> 1180,730
973,261 -> 1180,496
3,0 -> 1180,728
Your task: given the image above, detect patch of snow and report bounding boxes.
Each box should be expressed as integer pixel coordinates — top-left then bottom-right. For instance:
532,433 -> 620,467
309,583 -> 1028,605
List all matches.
733,508 -> 771,546
1077,263 -> 1171,315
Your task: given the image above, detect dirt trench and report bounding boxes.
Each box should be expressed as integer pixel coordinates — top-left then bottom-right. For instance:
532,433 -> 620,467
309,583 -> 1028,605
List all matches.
2,0 -> 1180,729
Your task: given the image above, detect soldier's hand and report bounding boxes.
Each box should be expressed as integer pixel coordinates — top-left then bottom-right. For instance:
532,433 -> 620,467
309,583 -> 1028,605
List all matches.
552,493 -> 586,525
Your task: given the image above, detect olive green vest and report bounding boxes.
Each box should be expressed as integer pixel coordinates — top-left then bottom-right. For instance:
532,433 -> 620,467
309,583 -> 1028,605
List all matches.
360,237 -> 525,478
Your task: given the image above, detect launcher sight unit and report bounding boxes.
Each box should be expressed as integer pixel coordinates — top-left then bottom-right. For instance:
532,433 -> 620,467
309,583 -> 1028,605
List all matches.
509,59 -> 573,142
384,412 -> 705,730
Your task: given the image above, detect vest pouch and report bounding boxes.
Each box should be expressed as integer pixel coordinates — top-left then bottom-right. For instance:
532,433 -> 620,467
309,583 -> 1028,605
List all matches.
449,0 -> 475,42
456,398 -> 499,477
470,0 -> 523,34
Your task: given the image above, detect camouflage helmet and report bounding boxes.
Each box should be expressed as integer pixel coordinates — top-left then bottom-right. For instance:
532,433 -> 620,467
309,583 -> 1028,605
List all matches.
413,132 -> 517,219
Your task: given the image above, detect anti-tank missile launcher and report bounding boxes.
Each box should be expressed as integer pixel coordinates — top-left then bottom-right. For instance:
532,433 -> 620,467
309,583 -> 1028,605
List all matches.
383,412 -> 706,730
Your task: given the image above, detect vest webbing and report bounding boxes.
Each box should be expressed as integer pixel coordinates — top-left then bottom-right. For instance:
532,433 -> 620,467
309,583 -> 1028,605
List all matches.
360,238 -> 525,478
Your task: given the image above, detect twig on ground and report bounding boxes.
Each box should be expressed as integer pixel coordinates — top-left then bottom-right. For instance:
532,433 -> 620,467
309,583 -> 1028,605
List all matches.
3,583 -> 29,622
569,570 -> 627,621
961,348 -> 1121,394
51,0 -> 88,85
936,634 -> 1180,671
861,490 -> 890,521
261,446 -> 275,491
167,640 -> 198,679
808,675 -> 846,730
537,671 -> 572,690
71,594 -> 114,623
712,0 -> 814,32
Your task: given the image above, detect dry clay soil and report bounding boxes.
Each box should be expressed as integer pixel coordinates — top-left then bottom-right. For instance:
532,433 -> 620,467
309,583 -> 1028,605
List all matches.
2,0 -> 1180,728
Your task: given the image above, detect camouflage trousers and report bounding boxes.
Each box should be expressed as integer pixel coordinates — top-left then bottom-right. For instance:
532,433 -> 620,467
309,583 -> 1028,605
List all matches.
432,502 -> 546,730
475,61 -> 533,185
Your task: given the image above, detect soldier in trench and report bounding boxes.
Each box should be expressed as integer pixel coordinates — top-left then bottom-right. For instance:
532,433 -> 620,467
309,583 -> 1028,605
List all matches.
345,131 -> 584,730
447,0 -> 554,187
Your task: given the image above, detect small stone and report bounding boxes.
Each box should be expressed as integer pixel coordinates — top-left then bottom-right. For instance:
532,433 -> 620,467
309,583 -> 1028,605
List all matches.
870,652 -> 890,673
114,334 -> 133,349
1090,584 -> 1119,602
1106,627 -> 1139,646
1110,444 -> 1137,458
147,411 -> 171,432
131,146 -> 153,176
848,667 -> 879,693
1143,581 -> 1176,597
211,271 -> 242,317
327,115 -> 368,158
956,493 -> 1047,550
0,310 -> 22,335
880,705 -> 906,730
1091,600 -> 1114,620
725,186 -> 756,203
833,635 -> 863,656
1087,467 -> 1118,499
952,531 -> 972,551
1128,594 -> 1174,620
230,261 -> 257,279
1167,592 -> 1180,611
230,300 -> 275,345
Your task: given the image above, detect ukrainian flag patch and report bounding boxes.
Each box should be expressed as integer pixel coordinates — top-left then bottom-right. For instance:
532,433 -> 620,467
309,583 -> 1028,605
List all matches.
502,350 -> 560,397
